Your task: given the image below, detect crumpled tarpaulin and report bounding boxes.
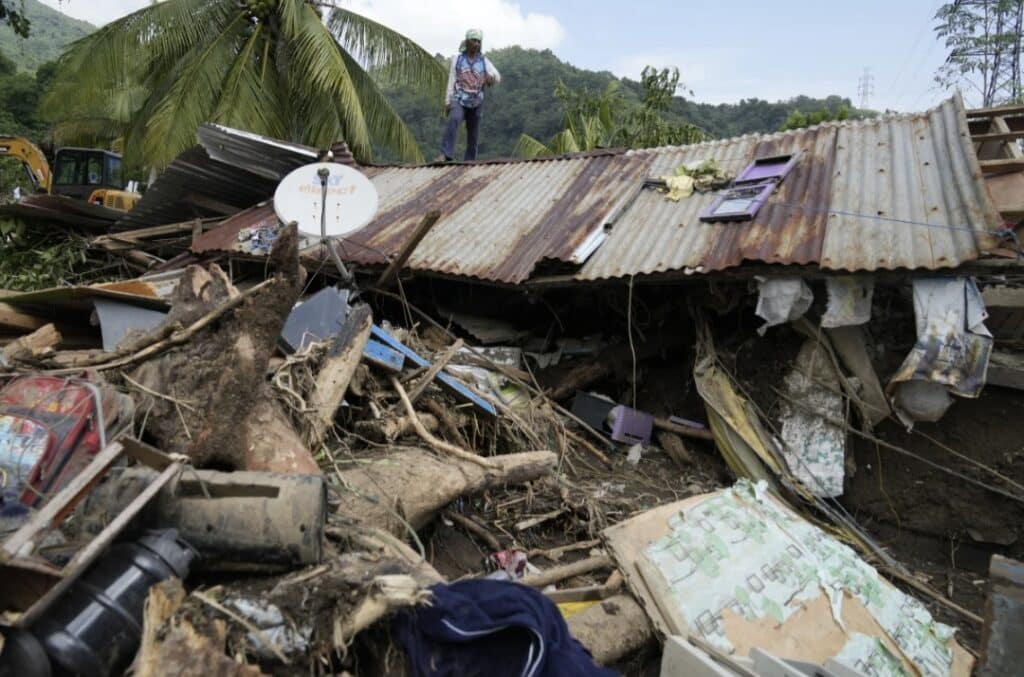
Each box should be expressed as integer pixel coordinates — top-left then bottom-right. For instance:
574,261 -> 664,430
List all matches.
821,276 -> 874,328
890,277 -> 992,424
754,277 -> 813,335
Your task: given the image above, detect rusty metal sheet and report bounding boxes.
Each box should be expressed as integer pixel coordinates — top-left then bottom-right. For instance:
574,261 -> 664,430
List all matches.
191,202 -> 278,253
186,95 -> 1003,284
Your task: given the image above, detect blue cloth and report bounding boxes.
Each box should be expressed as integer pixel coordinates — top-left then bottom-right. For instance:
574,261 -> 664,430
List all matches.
393,580 -> 617,677
440,102 -> 483,161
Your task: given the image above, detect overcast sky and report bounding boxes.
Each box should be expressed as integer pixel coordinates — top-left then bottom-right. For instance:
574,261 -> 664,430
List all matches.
40,0 -> 954,111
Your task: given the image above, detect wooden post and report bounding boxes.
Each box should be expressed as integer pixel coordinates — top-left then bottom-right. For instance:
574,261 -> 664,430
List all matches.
376,211 -> 441,288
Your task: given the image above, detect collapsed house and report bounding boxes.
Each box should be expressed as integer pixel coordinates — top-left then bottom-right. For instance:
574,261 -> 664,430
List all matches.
0,94 -> 1022,676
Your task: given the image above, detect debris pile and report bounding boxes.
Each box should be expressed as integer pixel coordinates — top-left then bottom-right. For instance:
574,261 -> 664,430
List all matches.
0,102 -> 1023,676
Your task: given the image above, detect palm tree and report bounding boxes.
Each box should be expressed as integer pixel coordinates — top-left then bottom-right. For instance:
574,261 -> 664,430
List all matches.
515,68 -> 710,159
514,80 -> 622,158
43,0 -> 444,167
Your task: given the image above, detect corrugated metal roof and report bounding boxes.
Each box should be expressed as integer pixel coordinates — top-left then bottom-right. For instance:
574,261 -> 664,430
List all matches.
341,95 -> 1002,283
117,124 -> 353,231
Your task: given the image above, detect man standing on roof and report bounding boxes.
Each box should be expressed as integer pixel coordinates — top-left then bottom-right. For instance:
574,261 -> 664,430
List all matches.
437,29 -> 500,163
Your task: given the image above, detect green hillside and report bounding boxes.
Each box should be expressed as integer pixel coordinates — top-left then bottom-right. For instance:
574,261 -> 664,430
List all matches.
0,0 -> 93,73
382,46 -> 868,161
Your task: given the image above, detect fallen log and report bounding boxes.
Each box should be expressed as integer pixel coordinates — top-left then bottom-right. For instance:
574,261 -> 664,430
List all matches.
3,323 -> 60,364
125,224 -> 319,474
334,447 -> 556,536
565,594 -> 653,666
520,554 -> 613,588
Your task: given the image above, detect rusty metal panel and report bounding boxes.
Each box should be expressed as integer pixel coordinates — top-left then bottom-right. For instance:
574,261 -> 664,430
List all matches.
580,95 -> 1000,281
181,95 -> 1002,284
820,95 -> 1001,271
346,156 -> 645,282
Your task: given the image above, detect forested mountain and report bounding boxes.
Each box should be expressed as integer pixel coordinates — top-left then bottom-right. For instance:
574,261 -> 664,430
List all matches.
0,0 -> 92,73
382,46 -> 868,161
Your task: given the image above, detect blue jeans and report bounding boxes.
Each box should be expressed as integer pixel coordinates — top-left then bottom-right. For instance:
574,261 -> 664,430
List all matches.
441,102 -> 483,161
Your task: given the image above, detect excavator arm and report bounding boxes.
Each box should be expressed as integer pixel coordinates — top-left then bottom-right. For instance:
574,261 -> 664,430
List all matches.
0,135 -> 51,193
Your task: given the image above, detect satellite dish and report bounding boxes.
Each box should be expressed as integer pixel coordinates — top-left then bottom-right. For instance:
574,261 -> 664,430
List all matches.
273,162 -> 378,238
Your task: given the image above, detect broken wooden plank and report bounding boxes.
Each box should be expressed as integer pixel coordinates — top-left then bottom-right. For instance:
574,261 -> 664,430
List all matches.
376,210 -> 441,288
308,305 -> 373,449
19,460 -> 185,628
362,339 -> 405,373
370,325 -> 496,416
0,302 -> 48,333
3,323 -> 61,364
407,338 -> 464,405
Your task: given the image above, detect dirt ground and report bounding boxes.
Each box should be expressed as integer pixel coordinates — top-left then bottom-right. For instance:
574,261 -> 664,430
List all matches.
843,384 -> 1024,649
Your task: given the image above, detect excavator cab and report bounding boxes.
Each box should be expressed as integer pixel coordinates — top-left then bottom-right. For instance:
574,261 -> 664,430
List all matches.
51,148 -> 140,211
0,137 -> 140,212
51,148 -> 124,200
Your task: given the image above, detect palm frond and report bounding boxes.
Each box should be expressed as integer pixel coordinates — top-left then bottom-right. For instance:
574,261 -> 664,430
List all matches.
327,8 -> 445,94
279,0 -> 371,159
549,129 -> 581,154
142,11 -> 249,167
513,133 -> 553,158
211,24 -> 288,140
338,49 -> 423,162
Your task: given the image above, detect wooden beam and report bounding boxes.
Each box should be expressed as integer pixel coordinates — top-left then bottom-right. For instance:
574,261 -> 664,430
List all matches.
972,131 -> 1024,143
968,104 -> 1024,118
18,460 -> 185,627
993,116 -> 1024,159
308,305 -> 373,448
0,302 -> 48,333
980,158 -> 1024,174
376,210 -> 441,288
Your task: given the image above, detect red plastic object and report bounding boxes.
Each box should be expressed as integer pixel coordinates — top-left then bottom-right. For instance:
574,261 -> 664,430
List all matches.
0,376 -> 104,507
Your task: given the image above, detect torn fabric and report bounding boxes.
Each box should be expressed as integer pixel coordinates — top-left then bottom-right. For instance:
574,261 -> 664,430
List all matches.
755,278 -> 813,335
890,278 -> 992,424
821,276 -> 874,328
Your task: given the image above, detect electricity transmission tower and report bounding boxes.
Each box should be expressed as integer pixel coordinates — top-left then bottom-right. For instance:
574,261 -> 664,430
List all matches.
857,68 -> 875,109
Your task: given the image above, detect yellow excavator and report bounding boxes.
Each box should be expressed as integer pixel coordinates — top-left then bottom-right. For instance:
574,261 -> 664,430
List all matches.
0,135 -> 140,212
